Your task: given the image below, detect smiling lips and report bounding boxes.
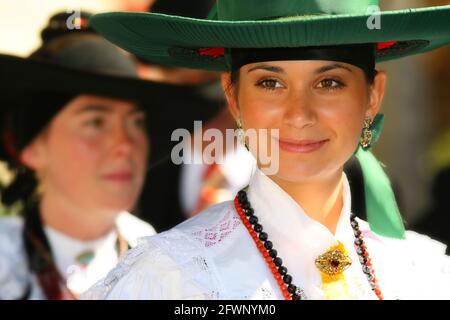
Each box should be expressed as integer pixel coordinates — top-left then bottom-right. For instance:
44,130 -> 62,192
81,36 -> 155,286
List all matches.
102,171 -> 133,182
276,138 -> 329,153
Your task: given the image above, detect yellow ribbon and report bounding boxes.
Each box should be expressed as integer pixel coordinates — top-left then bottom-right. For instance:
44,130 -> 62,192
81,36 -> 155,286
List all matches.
316,241 -> 353,300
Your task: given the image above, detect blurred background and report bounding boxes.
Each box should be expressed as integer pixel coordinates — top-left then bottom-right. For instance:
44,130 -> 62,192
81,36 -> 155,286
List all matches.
0,0 -> 449,238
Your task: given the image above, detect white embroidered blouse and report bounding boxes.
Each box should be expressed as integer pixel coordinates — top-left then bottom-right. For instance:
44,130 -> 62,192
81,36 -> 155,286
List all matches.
84,171 -> 450,300
0,212 -> 155,299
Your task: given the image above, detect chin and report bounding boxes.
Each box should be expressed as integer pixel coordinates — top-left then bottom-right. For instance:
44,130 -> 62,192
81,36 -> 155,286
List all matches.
104,204 -> 134,214
273,160 -> 333,183
98,194 -> 138,213
274,145 -> 350,181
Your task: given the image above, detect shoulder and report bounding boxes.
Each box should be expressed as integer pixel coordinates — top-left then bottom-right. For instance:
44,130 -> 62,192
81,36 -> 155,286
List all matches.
0,216 -> 30,299
357,219 -> 450,299
357,218 -> 448,260
115,212 -> 156,247
83,201 -> 241,300
0,215 -> 23,241
82,236 -> 166,299
82,229 -> 219,299
175,200 -> 241,241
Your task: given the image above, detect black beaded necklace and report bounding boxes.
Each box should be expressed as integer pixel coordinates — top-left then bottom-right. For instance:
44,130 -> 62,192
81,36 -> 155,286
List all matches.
235,189 -> 383,300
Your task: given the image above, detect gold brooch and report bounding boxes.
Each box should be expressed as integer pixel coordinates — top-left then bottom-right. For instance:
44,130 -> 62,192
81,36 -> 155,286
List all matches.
315,241 -> 352,276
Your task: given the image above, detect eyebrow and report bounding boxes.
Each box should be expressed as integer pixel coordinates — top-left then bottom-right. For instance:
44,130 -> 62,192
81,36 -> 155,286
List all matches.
75,104 -> 144,115
75,105 -> 112,114
247,64 -> 286,74
315,63 -> 353,74
247,62 -> 353,75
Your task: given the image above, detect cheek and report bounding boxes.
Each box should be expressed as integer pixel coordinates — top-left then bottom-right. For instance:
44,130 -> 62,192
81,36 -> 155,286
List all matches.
69,138 -> 102,165
317,95 -> 366,144
133,135 -> 149,170
46,132 -> 103,181
238,90 -> 284,130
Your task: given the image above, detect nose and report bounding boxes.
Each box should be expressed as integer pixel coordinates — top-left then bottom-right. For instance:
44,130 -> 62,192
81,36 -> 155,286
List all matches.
283,90 -> 317,130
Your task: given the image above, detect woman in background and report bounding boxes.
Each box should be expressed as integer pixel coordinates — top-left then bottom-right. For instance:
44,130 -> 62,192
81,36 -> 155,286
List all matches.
0,14 -> 164,299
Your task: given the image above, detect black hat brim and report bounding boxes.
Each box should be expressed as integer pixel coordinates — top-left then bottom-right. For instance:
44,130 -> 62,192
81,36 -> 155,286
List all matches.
0,54 -> 190,102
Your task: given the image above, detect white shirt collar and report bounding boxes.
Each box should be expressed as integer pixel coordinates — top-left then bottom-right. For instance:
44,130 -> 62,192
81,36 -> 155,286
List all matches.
247,169 -> 353,249
246,169 -> 373,298
44,216 -> 121,295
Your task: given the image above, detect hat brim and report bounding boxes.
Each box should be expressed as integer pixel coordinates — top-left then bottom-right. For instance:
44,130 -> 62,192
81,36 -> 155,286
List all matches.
90,5 -> 450,71
0,54 -> 189,101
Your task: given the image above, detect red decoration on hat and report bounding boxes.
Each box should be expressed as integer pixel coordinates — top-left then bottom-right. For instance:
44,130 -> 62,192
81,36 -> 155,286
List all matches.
74,17 -> 89,29
79,17 -> 88,28
377,41 -> 398,50
199,47 -> 225,58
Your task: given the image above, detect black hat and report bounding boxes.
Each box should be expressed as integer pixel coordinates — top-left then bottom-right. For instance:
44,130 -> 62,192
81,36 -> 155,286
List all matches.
0,10 -> 224,206
0,12 -> 218,163
151,0 -> 216,19
40,11 -> 95,43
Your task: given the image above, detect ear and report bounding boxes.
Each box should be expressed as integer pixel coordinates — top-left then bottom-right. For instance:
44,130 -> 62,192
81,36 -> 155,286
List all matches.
221,72 -> 240,121
20,138 -> 47,171
367,70 -> 387,119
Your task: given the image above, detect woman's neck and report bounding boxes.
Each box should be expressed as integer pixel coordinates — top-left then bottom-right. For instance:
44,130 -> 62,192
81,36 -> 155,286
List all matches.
270,170 -> 344,235
39,193 -> 118,241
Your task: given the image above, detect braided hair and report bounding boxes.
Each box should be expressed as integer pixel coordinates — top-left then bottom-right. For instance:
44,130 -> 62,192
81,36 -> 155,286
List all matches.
0,91 -> 75,207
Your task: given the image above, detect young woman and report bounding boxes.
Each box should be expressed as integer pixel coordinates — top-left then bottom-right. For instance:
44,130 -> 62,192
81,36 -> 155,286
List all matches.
84,0 -> 450,299
0,25 -> 166,299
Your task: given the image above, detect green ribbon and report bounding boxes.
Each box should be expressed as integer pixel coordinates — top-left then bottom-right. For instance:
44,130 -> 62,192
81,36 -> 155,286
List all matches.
354,114 -> 406,239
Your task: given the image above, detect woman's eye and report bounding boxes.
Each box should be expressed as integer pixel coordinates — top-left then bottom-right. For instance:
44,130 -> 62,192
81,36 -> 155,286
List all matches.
256,79 -> 283,90
85,117 -> 105,128
317,79 -> 345,90
133,117 -> 147,129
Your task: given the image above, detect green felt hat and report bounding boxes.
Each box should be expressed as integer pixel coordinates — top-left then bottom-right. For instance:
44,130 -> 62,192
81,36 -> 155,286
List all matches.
90,0 -> 450,71
89,1 -> 450,239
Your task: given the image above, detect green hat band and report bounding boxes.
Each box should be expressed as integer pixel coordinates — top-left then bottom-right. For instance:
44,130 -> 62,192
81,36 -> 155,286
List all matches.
215,0 -> 379,21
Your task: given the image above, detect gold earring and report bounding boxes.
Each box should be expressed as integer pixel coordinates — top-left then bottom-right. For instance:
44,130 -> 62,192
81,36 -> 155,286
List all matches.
236,118 -> 248,151
236,118 -> 243,129
360,117 -> 373,150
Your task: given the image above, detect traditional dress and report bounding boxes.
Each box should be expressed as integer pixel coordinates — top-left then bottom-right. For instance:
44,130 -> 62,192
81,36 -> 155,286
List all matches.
84,170 -> 450,300
0,212 -> 155,299
81,0 -> 450,300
